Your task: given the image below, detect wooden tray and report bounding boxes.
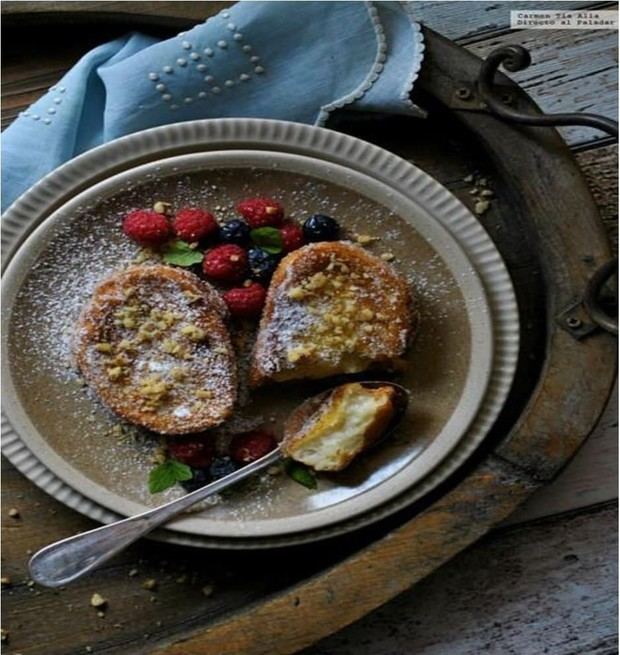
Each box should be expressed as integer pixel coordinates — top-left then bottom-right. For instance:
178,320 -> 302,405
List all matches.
1,7 -> 616,654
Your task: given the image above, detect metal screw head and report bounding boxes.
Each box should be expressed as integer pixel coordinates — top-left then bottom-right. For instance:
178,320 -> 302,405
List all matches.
456,87 -> 472,101
566,316 -> 583,329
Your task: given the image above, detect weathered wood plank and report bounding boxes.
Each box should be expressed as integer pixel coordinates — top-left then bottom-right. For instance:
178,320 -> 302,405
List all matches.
466,29 -> 618,147
576,143 -> 619,250
506,385 -> 617,524
151,458 -> 539,655
301,502 -> 618,655
414,0 -> 613,43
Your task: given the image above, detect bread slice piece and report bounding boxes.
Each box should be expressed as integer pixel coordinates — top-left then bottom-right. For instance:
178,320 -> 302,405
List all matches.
250,241 -> 414,386
281,382 -> 397,471
75,264 -> 237,435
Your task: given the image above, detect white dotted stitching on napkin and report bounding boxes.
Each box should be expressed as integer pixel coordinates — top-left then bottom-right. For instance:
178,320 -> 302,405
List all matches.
146,7 -> 270,111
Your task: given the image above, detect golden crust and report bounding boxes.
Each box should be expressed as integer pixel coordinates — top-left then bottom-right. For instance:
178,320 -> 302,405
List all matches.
75,265 -> 237,435
250,242 -> 415,386
281,383 -> 396,471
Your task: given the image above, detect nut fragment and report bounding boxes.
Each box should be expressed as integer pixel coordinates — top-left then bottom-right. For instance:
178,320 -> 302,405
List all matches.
153,201 -> 172,215
8,508 -> 20,519
287,286 -> 306,300
106,366 -> 124,381
201,584 -> 215,597
181,325 -> 206,341
380,253 -> 395,262
474,200 -> 490,215
90,592 -> 107,608
142,578 -> 157,591
354,234 -> 380,246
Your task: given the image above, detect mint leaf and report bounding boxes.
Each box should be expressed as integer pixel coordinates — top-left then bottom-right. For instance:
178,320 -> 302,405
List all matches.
284,459 -> 317,489
148,459 -> 193,494
250,227 -> 283,255
162,240 -> 203,267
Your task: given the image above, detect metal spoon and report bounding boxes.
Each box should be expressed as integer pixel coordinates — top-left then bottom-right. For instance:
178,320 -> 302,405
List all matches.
29,381 -> 409,588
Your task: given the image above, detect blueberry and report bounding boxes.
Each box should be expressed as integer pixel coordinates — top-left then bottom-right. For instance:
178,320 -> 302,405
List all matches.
248,247 -> 280,282
181,468 -> 210,492
209,456 -> 237,480
219,219 -> 250,245
302,214 -> 340,242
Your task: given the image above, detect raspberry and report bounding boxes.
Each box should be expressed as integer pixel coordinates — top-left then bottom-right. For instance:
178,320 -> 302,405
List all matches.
202,244 -> 248,282
280,222 -> 305,252
223,282 -> 266,318
168,436 -> 215,469
173,208 -> 218,242
237,197 -> 284,228
229,430 -> 277,464
122,209 -> 171,246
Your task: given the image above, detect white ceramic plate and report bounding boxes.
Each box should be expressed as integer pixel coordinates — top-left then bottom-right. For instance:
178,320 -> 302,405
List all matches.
1,119 -> 519,548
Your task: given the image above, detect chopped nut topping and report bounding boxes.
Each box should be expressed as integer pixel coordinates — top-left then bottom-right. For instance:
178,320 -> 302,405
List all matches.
287,286 -> 306,300
195,389 -> 212,399
181,325 -> 206,341
287,345 -> 314,362
305,272 -> 327,290
381,253 -> 395,262
8,508 -> 20,518
95,343 -> 112,353
106,366 -> 125,381
153,200 -> 172,215
170,366 -> 188,381
161,339 -> 182,356
360,308 -> 374,320
118,339 -> 135,351
142,578 -> 157,591
183,290 -> 202,303
138,375 -> 169,407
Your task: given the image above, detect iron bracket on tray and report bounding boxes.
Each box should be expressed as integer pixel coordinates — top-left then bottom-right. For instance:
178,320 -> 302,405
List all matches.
471,44 -> 618,338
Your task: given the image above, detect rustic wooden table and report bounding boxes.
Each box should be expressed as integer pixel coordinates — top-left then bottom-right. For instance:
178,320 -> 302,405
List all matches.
2,2 -> 617,654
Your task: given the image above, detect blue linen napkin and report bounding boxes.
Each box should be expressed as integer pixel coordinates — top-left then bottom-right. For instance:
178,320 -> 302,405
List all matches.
1,1 -> 425,210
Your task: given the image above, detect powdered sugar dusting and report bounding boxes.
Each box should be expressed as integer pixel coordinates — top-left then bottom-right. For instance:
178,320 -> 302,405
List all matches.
7,167 -> 470,517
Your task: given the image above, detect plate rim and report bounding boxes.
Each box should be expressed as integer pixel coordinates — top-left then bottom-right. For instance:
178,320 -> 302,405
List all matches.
1,148 -> 493,537
1,118 -> 519,548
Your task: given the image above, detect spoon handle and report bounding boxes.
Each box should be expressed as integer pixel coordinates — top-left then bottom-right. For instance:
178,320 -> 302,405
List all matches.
29,448 -> 282,588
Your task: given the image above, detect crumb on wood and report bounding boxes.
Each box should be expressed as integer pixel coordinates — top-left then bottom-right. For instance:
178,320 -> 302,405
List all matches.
201,584 -> 215,597
90,593 -> 107,609
142,578 -> 157,591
